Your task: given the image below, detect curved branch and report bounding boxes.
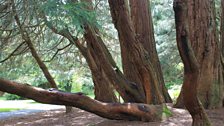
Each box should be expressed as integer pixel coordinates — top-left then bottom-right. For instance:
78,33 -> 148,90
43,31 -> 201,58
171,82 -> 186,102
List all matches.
0,78 -> 163,122
44,42 -> 72,62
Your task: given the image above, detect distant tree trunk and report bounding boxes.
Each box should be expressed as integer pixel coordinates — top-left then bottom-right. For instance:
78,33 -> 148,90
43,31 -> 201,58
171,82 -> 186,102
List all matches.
0,91 -> 4,96
173,0 -> 211,125
221,0 -> 224,107
0,79 -> 164,122
129,0 -> 172,103
175,0 -> 223,109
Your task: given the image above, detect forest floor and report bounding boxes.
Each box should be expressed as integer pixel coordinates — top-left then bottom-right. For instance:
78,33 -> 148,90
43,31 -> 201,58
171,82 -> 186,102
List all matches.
0,104 -> 224,126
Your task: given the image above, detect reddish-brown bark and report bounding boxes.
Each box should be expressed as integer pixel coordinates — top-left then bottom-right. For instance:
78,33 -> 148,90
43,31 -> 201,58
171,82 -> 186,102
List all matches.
0,79 -> 163,122
221,0 -> 224,107
129,0 -> 172,103
174,0 -> 211,125
108,0 -> 164,104
175,0 -> 223,109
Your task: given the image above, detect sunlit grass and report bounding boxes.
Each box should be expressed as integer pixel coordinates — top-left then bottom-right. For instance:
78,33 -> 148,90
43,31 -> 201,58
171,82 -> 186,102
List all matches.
0,108 -> 21,112
0,97 -> 6,100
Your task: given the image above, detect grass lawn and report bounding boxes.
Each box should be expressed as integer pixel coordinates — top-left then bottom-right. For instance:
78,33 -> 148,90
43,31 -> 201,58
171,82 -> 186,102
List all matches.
0,108 -> 21,112
0,97 -> 6,100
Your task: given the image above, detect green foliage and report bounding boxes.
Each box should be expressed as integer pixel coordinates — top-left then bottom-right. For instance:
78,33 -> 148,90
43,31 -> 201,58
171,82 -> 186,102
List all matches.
162,105 -> 173,117
4,93 -> 25,100
72,69 -> 94,95
151,0 -> 183,90
42,0 -> 98,34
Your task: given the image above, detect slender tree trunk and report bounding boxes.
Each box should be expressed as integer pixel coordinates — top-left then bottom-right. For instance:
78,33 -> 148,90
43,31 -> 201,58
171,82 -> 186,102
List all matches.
173,0 -> 211,125
0,79 -> 164,122
129,0 -> 172,103
221,0 -> 224,107
11,0 -> 74,113
175,0 -> 223,109
12,1 -> 57,89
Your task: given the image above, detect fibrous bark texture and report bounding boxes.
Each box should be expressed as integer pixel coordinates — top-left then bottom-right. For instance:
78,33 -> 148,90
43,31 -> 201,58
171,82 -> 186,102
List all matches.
175,0 -> 223,109
108,0 -> 169,104
0,79 -> 163,122
220,0 -> 224,107
129,0 -> 172,103
173,0 -> 211,125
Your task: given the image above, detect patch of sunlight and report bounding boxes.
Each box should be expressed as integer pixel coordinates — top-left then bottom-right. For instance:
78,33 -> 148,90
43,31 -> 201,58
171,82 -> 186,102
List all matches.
127,103 -> 131,109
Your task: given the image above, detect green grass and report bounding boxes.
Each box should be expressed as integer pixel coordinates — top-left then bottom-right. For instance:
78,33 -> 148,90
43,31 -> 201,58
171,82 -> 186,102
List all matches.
0,108 -> 21,112
0,97 -> 7,100
162,105 -> 173,118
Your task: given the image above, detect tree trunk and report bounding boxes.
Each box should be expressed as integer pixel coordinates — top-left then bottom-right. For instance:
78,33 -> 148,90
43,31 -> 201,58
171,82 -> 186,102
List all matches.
175,0 -> 223,109
11,0 -> 74,113
79,0 -> 118,103
12,3 -> 57,89
0,78 -> 164,122
173,0 -> 211,125
85,38 -> 118,102
221,0 -> 224,107
83,25 -> 145,102
108,0 -> 165,105
129,0 -> 172,103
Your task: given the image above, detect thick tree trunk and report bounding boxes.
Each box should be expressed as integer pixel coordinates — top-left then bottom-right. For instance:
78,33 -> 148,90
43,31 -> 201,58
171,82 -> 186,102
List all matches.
129,0 -> 172,103
83,25 -> 145,103
108,0 -> 164,105
174,0 -> 211,125
79,0 -> 117,102
85,37 -> 118,102
175,0 -> 223,109
0,78 -> 163,122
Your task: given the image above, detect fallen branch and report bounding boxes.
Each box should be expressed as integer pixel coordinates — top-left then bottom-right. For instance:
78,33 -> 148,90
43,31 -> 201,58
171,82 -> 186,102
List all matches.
0,78 -> 163,122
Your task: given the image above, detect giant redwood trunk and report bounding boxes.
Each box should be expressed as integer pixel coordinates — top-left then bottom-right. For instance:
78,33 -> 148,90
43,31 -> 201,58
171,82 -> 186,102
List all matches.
173,0 -> 211,125
0,79 -> 164,122
129,0 -> 172,103
108,0 -> 167,105
175,0 -> 223,109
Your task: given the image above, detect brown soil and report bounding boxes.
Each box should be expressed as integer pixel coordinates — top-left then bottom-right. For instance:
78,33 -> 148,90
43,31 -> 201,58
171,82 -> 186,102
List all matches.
0,105 -> 223,126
